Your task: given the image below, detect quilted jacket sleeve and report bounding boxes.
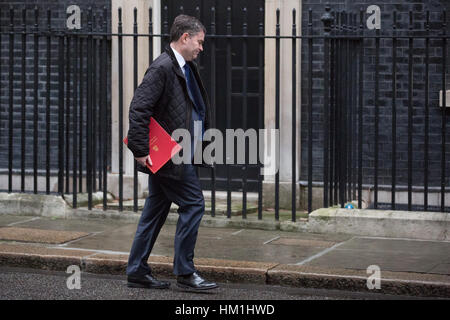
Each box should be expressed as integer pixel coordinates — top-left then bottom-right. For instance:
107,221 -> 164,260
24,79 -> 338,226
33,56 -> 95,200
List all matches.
127,65 -> 166,158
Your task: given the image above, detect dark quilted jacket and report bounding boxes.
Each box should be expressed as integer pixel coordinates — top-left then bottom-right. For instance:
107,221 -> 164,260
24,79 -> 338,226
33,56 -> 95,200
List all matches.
127,46 -> 212,180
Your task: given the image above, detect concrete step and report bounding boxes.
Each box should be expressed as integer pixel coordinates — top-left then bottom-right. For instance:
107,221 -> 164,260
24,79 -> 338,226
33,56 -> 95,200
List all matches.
95,198 -> 258,216
143,190 -> 259,202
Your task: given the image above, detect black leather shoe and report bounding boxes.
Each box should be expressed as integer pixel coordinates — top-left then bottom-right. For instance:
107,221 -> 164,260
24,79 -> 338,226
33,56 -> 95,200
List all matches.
127,273 -> 170,289
176,272 -> 218,291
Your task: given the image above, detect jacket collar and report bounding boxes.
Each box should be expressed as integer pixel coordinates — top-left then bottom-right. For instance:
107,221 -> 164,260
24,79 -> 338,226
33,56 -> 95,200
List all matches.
165,45 -> 185,80
165,45 -> 201,80
170,45 -> 186,70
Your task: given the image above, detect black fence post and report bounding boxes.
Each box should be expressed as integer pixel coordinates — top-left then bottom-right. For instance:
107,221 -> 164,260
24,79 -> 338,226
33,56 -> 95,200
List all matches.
424,10 -> 430,212
307,8 -> 313,214
163,6 -> 168,49
149,7 -> 153,65
66,18 -> 71,195
358,8 -> 363,209
101,6 -> 109,210
87,7 -> 93,209
72,19 -> 79,209
292,8 -> 297,222
391,11 -> 398,210
46,9 -> 51,195
343,11 -> 350,205
374,20 -> 380,210
210,6 -> 217,218
33,6 -> 39,194
242,7 -> 248,220
441,10 -> 447,212
195,6 -> 202,72
338,11 -> 345,208
133,7 -> 139,212
0,9 -> 1,142
118,7 -> 124,211
350,13 -> 358,201
8,6 -> 14,193
57,27 -> 66,196
275,8 -> 280,221
322,5 -> 333,209
21,7 -> 26,193
226,5 -> 232,219
407,11 -> 413,211
78,30 -> 84,194
258,6 -> 264,220
330,10 -> 336,207
92,12 -> 98,194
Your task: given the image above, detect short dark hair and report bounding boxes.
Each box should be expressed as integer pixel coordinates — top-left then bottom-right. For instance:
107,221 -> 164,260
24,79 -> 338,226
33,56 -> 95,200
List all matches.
170,15 -> 206,42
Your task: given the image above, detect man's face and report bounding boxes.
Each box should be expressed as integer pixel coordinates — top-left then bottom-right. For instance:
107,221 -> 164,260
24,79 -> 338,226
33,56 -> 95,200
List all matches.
181,31 -> 205,61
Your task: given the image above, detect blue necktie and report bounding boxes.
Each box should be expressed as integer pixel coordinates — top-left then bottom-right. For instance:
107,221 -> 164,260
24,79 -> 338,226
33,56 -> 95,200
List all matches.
183,64 -> 205,158
183,64 -> 205,117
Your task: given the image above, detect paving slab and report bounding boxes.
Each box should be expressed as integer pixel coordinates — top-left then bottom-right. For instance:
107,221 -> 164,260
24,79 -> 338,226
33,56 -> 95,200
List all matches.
9,217 -> 126,233
0,243 -> 96,257
0,215 -> 37,227
338,237 -> 450,254
0,227 -> 90,244
304,237 -> 450,275
54,224 -> 137,253
429,264 -> 450,274
271,238 -> 336,247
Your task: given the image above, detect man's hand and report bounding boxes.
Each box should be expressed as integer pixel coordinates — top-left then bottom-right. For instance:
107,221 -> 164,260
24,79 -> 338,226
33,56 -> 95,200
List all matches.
135,155 -> 152,167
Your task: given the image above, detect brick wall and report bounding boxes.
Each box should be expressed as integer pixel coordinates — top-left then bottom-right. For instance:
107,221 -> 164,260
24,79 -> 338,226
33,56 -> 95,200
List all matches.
301,0 -> 450,188
0,0 -> 111,175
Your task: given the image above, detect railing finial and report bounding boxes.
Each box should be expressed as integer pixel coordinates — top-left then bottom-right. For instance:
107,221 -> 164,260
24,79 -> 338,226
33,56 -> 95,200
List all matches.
321,3 -> 333,35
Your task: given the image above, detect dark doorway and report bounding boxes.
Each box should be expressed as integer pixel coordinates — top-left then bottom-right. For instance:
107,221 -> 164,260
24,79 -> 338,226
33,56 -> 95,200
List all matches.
161,0 -> 265,192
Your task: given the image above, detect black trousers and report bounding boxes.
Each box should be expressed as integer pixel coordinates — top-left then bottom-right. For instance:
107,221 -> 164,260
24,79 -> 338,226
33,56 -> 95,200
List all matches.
126,164 -> 205,276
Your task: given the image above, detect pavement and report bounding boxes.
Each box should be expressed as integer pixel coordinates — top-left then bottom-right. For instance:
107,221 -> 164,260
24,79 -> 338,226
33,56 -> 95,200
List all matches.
0,208 -> 449,299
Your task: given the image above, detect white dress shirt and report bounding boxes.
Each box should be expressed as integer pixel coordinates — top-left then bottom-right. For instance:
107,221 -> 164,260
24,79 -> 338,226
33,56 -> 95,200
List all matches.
170,45 -> 186,76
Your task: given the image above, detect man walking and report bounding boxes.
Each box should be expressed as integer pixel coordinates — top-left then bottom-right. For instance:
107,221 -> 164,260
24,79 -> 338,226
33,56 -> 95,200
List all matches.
125,15 -> 217,291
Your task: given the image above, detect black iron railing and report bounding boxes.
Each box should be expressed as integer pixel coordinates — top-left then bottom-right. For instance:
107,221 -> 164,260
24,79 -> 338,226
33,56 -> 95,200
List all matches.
0,4 -> 449,221
316,7 -> 449,213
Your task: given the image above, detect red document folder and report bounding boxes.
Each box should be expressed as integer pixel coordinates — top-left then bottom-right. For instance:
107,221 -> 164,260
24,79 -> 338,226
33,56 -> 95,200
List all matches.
123,117 -> 182,174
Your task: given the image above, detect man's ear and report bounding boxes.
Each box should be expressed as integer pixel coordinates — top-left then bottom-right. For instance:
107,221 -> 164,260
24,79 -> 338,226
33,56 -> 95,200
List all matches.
181,32 -> 189,43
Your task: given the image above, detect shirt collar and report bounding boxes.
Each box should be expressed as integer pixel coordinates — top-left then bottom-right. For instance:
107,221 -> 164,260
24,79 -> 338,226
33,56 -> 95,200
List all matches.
170,45 -> 186,71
